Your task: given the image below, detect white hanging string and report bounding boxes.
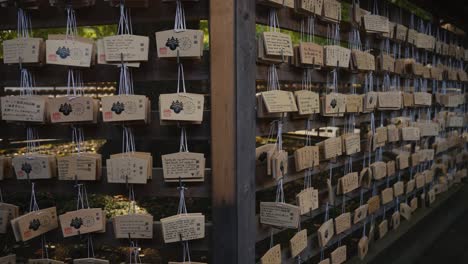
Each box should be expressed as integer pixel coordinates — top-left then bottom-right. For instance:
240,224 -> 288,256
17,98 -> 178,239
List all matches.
122,126 -> 136,154
174,0 -> 187,32
118,3 -> 132,35
72,127 -> 85,155
177,63 -> 187,93
179,127 -> 189,152
17,8 -> 32,39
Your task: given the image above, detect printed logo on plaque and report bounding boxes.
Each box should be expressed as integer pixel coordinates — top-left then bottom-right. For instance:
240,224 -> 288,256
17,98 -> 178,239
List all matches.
155,29 -> 204,58
102,95 -> 150,123
49,96 -> 98,123
46,39 -> 92,67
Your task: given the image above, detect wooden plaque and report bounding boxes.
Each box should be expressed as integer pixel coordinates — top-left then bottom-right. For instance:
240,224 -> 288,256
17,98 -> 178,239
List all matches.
358,236 -> 369,260
406,179 -> 415,194
371,161 -> 387,180
363,14 -> 390,34
103,34 -> 149,61
393,181 -> 404,197
367,195 -> 380,214
296,0 -> 323,15
12,155 -> 55,180
16,207 -> 58,241
415,173 -> 425,189
159,93 -> 204,122
1,96 -> 47,123
107,156 -> 150,184
378,220 -> 388,239
387,124 -> 399,142
345,94 -> 363,113
317,219 -> 334,248
260,244 -> 281,264
330,245 -> 346,264
413,92 -> 432,106
0,255 -> 16,264
290,229 -> 307,257
155,29 -> 204,58
57,154 -> 101,181
46,39 -> 92,67
49,96 -> 97,123
3,38 -> 43,64
102,95 -> 149,123
59,208 -> 104,237
324,93 -> 346,114
322,0 -> 341,23
395,24 -> 408,42
162,152 -> 205,181
402,127 -> 420,141
378,91 -> 401,110
299,42 -> 324,66
342,133 -> 361,155
261,90 -> 298,113
113,214 -> 153,239
296,187 -> 319,215
334,212 -> 351,235
381,188 -> 394,205
160,213 -> 205,243
295,90 -> 320,115
410,198 -> 418,212
262,32 -> 294,57
392,211 -> 400,230
29,260 -> 65,264
338,172 -> 359,194
260,202 -> 300,229
353,204 -> 368,224
400,203 -> 412,220
324,45 -> 350,68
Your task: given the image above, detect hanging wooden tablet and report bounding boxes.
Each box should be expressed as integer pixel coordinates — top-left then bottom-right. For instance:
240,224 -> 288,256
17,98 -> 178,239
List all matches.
362,14 -> 390,34
413,92 -> 432,106
330,245 -> 346,264
1,96 -> 48,123
424,170 -> 434,184
392,211 -> 400,230
387,124 -> 399,142
161,152 -> 205,182
49,96 -> 98,123
377,91 -> 401,110
28,260 -> 65,264
381,188 -> 393,205
393,181 -> 404,197
12,154 -> 56,180
13,207 -> 58,241
407,29 -> 418,46
3,38 -> 44,64
159,93 -> 204,122
260,202 -> 300,229
353,204 -> 368,224
415,173 -> 425,189
296,187 -> 319,215
416,33 -> 435,51
299,42 -> 324,66
46,39 -> 92,67
262,32 -> 294,57
396,153 -> 409,170
351,50 -> 375,71
323,93 -> 346,116
295,90 -> 320,115
401,127 -> 420,141
359,167 -> 372,188
102,95 -> 150,123
317,219 -> 334,247
59,208 -> 104,237
363,92 -> 378,112
271,150 -> 288,179
103,35 -> 149,61
57,153 -> 101,181
296,0 -> 323,15
295,146 -> 319,171
319,259 -> 330,264
413,122 -> 439,137
378,220 -> 388,239
406,179 -> 415,195
395,24 -> 408,42
73,259 -> 109,264
290,229 -> 307,258
370,161 -> 387,180
342,133 -> 360,155
324,45 -> 350,68
337,172 -> 359,194
375,126 -> 388,146
322,0 -> 341,23
400,203 -> 412,220
387,160 -> 396,177
358,236 -> 369,260
345,94 -> 363,113
334,212 -> 351,235
378,54 -> 395,73
155,29 -> 204,58
113,214 -> 153,239
446,115 -> 464,128
106,155 -> 151,184
160,213 -> 205,243
382,21 -> 395,38
260,244 -> 281,264
261,90 -> 298,113
367,195 -> 380,214
318,137 -> 343,159
0,255 -> 16,264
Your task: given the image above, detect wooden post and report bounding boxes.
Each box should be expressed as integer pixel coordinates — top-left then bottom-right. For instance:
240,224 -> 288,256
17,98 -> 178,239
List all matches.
210,0 -> 256,263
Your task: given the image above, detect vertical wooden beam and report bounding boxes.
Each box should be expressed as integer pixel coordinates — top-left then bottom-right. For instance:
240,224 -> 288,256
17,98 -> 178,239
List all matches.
210,0 -> 256,263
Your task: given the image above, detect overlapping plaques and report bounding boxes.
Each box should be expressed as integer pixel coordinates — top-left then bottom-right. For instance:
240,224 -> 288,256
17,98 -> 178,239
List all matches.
160,213 -> 205,243
106,152 -> 152,184
0,202 -> 19,234
57,153 -> 102,181
49,96 -> 98,123
46,36 -> 93,67
11,207 -> 58,242
1,95 -> 48,123
161,152 -> 205,182
294,146 -> 319,171
102,35 -> 149,62
101,95 -> 151,124
59,208 -> 105,237
156,29 -> 204,58
113,213 -> 153,239
260,202 -> 300,229
159,93 -> 204,123
12,154 -> 57,180
296,187 -> 319,215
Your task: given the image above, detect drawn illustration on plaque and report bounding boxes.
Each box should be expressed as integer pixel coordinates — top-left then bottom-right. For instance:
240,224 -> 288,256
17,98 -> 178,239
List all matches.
330,98 -> 337,108
170,100 -> 184,114
56,46 -> 71,59
111,102 -> 125,115
179,37 -> 192,50
59,103 -> 73,116
166,37 -> 179,51
70,217 -> 83,229
21,162 -> 33,179
29,219 -> 41,231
